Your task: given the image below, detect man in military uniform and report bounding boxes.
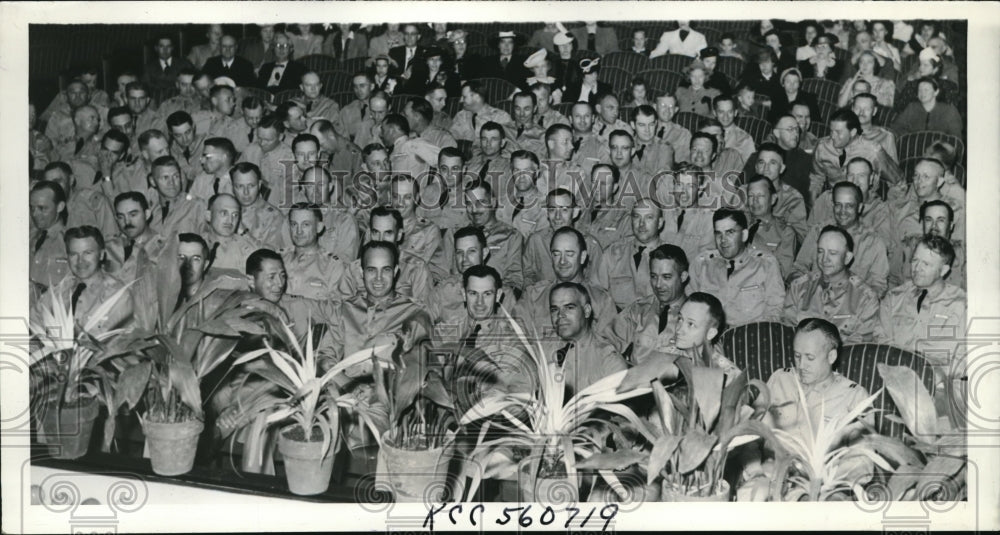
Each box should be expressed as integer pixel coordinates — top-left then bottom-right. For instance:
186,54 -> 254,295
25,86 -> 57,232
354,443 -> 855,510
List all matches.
515,226 -> 616,337
108,106 -> 138,153
783,226 -> 880,343
147,156 -> 206,237
593,92 -> 632,144
280,203 -> 349,301
450,80 -> 517,143
522,188 -> 604,287
340,206 -> 434,303
466,121 -> 515,191
654,94 -> 692,164
428,226 -> 492,327
29,181 -> 71,289
851,93 -> 898,163
117,129 -> 172,201
310,119 -> 363,180
539,123 -> 586,193
607,130 -> 656,195
278,165 -> 360,263
155,69 -> 204,123
340,72 -> 375,142
54,105 -> 104,168
688,208 -> 785,326
650,292 -> 742,383
191,85 -> 241,145
230,162 -> 283,249
104,192 -> 166,284
124,82 -> 164,137
530,83 -> 570,129
294,71 -> 345,134
713,95 -> 756,162
661,166 -> 717,265
380,113 -> 441,179
808,109 -> 902,202
753,114 -> 812,205
790,103 -> 819,153
190,137 -> 237,200
389,174 -> 444,271
567,102 -> 606,179
166,111 -> 207,184
697,120 -> 746,187
607,244 -> 690,362
749,142 -> 809,243
791,182 -> 890,296
33,225 -> 133,335
808,156 -> 892,248
894,200 -> 966,290
352,91 -> 389,148
403,97 -> 457,150
201,193 -> 261,272
443,179 -> 525,296
240,114 -> 295,202
888,157 -> 966,260
744,174 -> 797,278
630,105 -> 675,185
419,147 -> 474,237
543,282 -> 628,397
509,92 -> 547,156
498,150 -> 547,239
424,84 -> 454,131
91,130 -> 141,201
593,197 -> 666,310
42,162 -> 117,241
45,81 -> 108,151
581,164 -> 630,251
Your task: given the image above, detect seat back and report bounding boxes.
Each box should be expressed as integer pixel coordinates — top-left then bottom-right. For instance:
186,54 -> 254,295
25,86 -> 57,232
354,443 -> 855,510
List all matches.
318,70 -> 354,95
601,51 -> 651,75
299,54 -> 339,73
671,111 -> 704,134
733,115 -> 773,147
598,66 -> 632,93
896,131 -> 965,163
649,53 -> 693,74
720,321 -> 797,383
635,69 -> 686,96
801,77 -> 840,105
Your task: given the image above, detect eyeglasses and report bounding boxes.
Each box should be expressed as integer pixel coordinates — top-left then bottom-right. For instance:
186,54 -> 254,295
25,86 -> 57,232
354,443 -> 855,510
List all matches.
452,39 -> 466,45
275,43 -> 291,49
404,32 -> 420,36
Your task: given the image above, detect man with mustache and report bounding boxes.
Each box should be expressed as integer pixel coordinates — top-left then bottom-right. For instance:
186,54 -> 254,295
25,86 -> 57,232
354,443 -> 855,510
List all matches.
105,192 -> 166,283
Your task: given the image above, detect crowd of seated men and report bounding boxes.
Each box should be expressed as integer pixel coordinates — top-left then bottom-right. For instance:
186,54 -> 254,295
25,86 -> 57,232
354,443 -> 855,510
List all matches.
28,19 -> 967,493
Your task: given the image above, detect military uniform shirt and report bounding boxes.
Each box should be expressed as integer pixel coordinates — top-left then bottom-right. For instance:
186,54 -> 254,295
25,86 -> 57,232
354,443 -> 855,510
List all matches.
201,227 -> 262,272
808,136 -> 902,201
661,206 -> 716,268
281,245 -> 349,301
606,295 -> 687,357
513,279 -> 618,338
498,187 -> 547,239
30,222 -> 70,289
657,122 -> 692,164
874,281 -> 966,369
808,191 -> 893,250
450,104 -> 517,143
724,124 -> 757,162
36,271 -> 133,335
767,369 -> 871,440
278,206 -> 360,264
745,215 -> 797,278
688,246 -> 785,327
419,125 -> 458,150
147,192 -> 205,238
240,197 -> 285,249
66,186 -> 118,240
521,226 -> 604,288
325,292 -> 432,377
390,134 -> 441,179
593,238 -> 662,310
792,222 -> 890,297
894,235 -> 966,291
541,330 -> 628,396
783,270 -> 880,344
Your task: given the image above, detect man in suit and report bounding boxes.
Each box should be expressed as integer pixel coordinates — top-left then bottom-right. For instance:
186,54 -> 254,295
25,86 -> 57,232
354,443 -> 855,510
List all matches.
256,32 -> 307,94
323,23 -> 368,61
483,30 -> 530,86
202,35 -> 256,88
569,22 -> 620,56
239,24 -> 277,74
143,34 -> 195,95
650,20 -> 708,58
388,23 -> 426,80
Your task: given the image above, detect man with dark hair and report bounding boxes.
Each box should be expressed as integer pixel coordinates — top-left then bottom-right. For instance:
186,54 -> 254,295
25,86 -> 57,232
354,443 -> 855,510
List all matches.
783,225 -> 880,343
278,165 -> 360,262
230,162 -> 283,248
747,142 -> 809,243
895,199 -> 966,290
352,91 -> 389,148
280,203 -> 349,301
653,94 -> 692,163
155,69 -> 204,121
202,34 -> 257,88
117,128 -> 170,200
340,72 -> 375,142
404,96 -> 457,150
689,208 -> 785,326
29,181 -> 71,288
530,82 -> 571,130
750,113 -> 811,204
510,91 -> 546,156
147,156 -> 205,237
105,191 -> 166,283
427,226 -> 498,327
808,156 -> 892,247
340,205 -> 433,303
380,112 -> 441,178
713,94 -> 756,161
607,243 -> 690,360
607,129 -> 656,193
499,150 -> 547,239
309,119 -> 363,180
593,197 -> 666,310
107,106 -> 137,149
540,122 -> 586,193
522,188 -> 604,287
450,80 -> 517,143
390,174 -> 443,273
467,121 -> 514,188
515,225 -> 616,336
743,173 -> 796,277
545,282 -> 628,396
851,92 -> 898,163
791,181 -> 890,296
201,193 -> 261,272
567,102 -> 606,178
45,81 -> 107,151
293,71 -> 344,132
166,110 -> 207,181
89,129 -> 138,201
630,104 -> 676,180
190,137 -> 237,199
192,85 -> 241,143
33,225 -> 133,334
432,263 -> 516,355
143,34 -> 196,94
808,109 -> 901,202
424,83 -> 454,130
654,292 -> 741,381
239,113 -> 294,193
695,120 -> 746,194
125,82 -> 164,136
42,161 -> 118,241
582,163 -> 629,250
420,147 -> 472,237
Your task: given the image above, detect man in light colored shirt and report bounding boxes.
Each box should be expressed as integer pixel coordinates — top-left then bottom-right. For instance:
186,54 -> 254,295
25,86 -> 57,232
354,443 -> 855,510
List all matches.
380,113 -> 441,179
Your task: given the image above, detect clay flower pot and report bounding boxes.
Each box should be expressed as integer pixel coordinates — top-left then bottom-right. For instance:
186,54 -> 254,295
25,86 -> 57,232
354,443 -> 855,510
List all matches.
277,425 -> 336,496
41,398 -> 100,460
142,418 -> 204,476
377,431 -> 454,503
661,479 -> 732,502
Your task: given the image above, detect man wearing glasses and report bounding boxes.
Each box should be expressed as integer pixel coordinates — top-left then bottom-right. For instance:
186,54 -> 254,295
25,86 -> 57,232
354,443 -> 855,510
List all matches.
256,33 -> 306,94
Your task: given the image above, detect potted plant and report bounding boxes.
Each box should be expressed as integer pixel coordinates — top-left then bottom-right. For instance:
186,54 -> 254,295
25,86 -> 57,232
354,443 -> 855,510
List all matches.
29,284 -> 134,459
219,318 -> 395,496
457,309 -> 657,503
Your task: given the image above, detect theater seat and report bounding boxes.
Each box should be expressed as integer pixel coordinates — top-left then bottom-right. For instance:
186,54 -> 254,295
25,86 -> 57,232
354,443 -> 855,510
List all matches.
720,321 -> 797,383
601,51 -> 650,75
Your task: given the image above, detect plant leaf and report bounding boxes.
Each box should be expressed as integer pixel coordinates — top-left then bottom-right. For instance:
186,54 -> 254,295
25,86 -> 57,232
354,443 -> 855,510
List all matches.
647,435 -> 683,485
677,428 -> 718,474
689,366 -> 725,430
877,363 -> 938,439
617,351 -> 680,392
116,361 -> 152,410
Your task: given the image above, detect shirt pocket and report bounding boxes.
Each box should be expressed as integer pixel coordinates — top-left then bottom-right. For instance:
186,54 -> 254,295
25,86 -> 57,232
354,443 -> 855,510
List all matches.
736,284 -> 764,313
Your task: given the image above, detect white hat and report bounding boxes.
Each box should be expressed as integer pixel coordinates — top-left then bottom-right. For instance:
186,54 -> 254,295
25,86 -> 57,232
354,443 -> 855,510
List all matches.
919,47 -> 940,62
498,30 -> 516,40
524,48 -> 548,69
213,76 -> 237,89
579,57 -> 600,74
553,32 -> 573,46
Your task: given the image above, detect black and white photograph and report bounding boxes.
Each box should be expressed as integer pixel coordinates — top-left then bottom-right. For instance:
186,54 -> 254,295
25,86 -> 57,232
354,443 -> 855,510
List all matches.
2,1 -> 997,532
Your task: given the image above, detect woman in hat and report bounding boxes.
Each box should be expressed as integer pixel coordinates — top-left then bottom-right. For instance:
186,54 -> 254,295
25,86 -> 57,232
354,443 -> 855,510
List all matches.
795,20 -> 821,62
739,48 -> 783,104
562,57 -> 611,105
797,33 -> 843,81
767,67 -> 820,124
521,48 -> 561,91
448,29 -> 480,82
404,46 -> 459,97
675,60 -> 721,117
551,31 -> 581,94
837,50 -> 895,108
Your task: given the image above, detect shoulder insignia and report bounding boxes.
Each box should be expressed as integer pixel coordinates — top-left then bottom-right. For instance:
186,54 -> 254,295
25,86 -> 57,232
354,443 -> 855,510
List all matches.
783,367 -> 792,372
849,382 -> 858,389
755,251 -> 764,257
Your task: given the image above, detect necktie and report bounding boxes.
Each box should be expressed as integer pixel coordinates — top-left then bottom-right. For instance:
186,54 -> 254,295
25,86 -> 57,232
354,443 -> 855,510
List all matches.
183,147 -> 191,161
657,126 -> 665,139
599,123 -> 607,137
478,159 -> 491,182
512,196 -> 525,219
123,239 -> 134,262
633,245 -> 646,269
658,304 -> 670,333
591,205 -> 602,222
726,259 -> 736,279
555,342 -> 574,366
208,242 -> 220,265
501,56 -> 509,69
747,219 -> 761,244
464,323 -> 482,349
917,289 -> 928,313
517,124 -> 525,138
74,138 -> 85,155
306,100 -> 313,114
224,61 -> 231,70
248,131 -> 254,143
676,209 -> 686,230
838,150 -> 847,168
71,282 -> 87,312
471,113 -> 478,133
572,137 -> 582,156
161,60 -> 169,73
93,171 -> 104,185
406,48 -> 415,70
213,177 -> 220,194
162,201 -> 170,221
588,33 -> 596,51
537,116 -> 545,128
679,29 -> 690,41
33,229 -> 47,254
635,144 -> 646,161
361,104 -> 368,121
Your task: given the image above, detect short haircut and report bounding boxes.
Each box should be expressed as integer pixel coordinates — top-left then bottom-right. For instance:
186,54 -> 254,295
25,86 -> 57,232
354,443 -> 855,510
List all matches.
829,108 -> 861,134
919,234 -> 956,268
546,187 -> 576,206
713,207 -> 748,230
242,96 -> 265,110
63,225 -> 105,250
407,97 -> 433,123
383,113 -> 411,136
648,243 -> 689,274
550,226 -> 587,253
591,163 -> 620,184
463,264 -> 502,289
545,123 -> 573,143
846,156 -> 873,173
915,156 -> 947,176
465,178 -> 493,201
746,173 -> 777,196
204,137 -> 237,163
608,129 -> 634,146
454,225 -> 487,249
362,142 -> 388,161
230,161 -> 262,182
819,224 -> 855,253
246,248 -> 283,277
596,91 -> 618,106
124,81 -> 149,95
510,149 -> 539,167
179,232 -> 209,255
166,110 -> 194,129
288,201 -> 324,222
917,75 -> 940,92
480,120 -> 504,139
832,181 -> 863,205
31,180 -> 67,206
513,90 -> 537,108
920,199 -> 954,226
631,104 -> 656,122
438,145 -> 463,163
390,173 -> 420,195
685,291 -> 726,340
369,205 -> 403,231
291,133 -> 320,152
151,155 -> 181,175
138,129 -> 168,150
107,106 -> 132,123
207,192 -> 239,210
924,141 -> 957,171
756,142 -> 786,161
851,92 -> 878,108
257,113 -> 286,134
462,80 -> 486,99
796,317 -> 843,353
550,281 -> 593,311
209,84 -> 234,99
361,240 -> 399,268
310,119 -> 336,137
101,129 -> 130,147
712,94 -> 735,109
44,161 -> 73,178
114,191 -> 149,211
690,131 -> 718,155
